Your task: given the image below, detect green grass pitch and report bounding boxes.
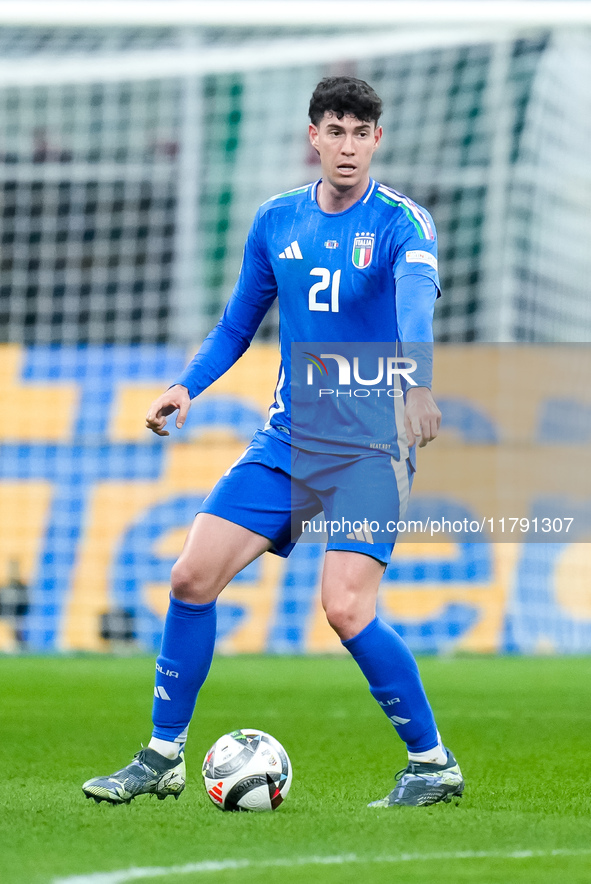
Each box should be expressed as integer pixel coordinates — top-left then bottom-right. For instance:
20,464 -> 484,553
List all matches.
1,654 -> 590,884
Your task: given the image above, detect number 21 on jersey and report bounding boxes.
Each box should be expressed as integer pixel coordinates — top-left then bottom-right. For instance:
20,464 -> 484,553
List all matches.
308,268 -> 341,313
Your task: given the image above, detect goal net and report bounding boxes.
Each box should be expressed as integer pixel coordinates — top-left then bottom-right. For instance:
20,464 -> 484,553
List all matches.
1,18 -> 590,346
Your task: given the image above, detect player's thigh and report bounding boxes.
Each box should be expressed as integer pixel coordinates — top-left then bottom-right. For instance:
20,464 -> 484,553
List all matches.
171,513 -> 272,604
323,454 -> 412,547
320,549 -> 385,640
202,433 -> 319,558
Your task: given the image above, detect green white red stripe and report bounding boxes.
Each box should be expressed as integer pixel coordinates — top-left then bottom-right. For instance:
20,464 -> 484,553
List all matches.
377,186 -> 434,240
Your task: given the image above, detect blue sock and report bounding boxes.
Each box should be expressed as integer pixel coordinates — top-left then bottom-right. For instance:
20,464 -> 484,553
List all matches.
152,594 -> 217,744
342,616 -> 438,753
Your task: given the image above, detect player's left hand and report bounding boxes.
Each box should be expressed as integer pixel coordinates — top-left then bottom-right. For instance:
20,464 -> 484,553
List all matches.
404,386 -> 441,448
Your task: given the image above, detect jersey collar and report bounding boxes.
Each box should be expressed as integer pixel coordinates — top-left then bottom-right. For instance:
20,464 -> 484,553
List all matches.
311,178 -> 376,215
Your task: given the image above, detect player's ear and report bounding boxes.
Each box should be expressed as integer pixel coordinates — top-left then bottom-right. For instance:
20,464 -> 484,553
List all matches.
309,123 -> 320,153
373,126 -> 383,151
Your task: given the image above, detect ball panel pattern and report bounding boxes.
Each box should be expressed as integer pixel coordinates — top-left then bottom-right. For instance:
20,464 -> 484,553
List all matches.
202,728 -> 292,812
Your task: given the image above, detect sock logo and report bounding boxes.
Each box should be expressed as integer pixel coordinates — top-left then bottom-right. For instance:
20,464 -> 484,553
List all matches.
378,697 -> 410,725
389,713 -> 411,725
154,686 -> 171,700
156,663 -> 179,678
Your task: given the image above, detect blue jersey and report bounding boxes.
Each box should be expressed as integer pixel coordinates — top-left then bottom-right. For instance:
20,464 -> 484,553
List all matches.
175,177 -> 439,460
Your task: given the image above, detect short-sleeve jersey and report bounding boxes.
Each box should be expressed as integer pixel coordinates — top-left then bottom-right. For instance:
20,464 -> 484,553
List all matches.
233,178 -> 439,456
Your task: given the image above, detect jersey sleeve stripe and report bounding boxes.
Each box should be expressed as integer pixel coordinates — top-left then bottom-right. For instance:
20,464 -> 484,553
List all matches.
383,185 -> 434,239
265,184 -> 312,204
377,185 -> 434,240
377,191 -> 424,239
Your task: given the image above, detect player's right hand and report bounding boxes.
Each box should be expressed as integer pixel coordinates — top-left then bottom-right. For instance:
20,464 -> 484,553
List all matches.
145,384 -> 191,436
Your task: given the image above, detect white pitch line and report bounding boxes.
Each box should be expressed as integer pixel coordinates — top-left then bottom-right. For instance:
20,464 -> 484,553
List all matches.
52,848 -> 591,884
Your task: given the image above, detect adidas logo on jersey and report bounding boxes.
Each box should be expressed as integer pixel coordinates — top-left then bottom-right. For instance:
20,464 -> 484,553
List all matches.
279,241 -> 303,259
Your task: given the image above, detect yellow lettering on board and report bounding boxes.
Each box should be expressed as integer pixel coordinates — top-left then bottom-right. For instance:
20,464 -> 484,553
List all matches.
215,552 -> 284,654
110,345 -> 280,441
0,344 -> 77,441
306,544 -> 520,654
144,551 -> 283,654
378,544 -> 520,653
63,439 -> 254,650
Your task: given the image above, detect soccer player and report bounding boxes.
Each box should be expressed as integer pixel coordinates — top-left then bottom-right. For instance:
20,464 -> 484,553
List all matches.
83,77 -> 464,808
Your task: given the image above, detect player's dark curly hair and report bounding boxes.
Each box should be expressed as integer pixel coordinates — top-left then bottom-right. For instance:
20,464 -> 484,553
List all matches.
308,76 -> 383,126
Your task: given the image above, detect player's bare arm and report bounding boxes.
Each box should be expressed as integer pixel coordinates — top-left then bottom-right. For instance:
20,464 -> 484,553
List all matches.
404,386 -> 441,449
146,384 -> 191,436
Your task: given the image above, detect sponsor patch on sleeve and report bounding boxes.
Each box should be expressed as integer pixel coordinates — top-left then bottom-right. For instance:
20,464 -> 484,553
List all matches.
405,250 -> 438,271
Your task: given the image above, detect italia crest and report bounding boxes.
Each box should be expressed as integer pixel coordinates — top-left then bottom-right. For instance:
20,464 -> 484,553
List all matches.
352,232 -> 375,269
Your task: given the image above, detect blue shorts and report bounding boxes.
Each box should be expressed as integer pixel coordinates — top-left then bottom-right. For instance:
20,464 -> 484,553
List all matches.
200,430 -> 413,565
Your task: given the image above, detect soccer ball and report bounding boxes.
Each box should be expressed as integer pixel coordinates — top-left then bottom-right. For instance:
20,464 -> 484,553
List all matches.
202,728 -> 292,812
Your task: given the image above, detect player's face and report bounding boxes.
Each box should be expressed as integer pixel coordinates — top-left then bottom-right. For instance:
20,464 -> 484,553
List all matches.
309,112 -> 382,194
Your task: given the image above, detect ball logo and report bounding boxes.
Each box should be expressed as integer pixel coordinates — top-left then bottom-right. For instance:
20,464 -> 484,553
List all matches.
352,232 -> 375,269
208,781 -> 224,803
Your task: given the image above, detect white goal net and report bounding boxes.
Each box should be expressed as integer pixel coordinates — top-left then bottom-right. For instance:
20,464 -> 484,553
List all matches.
1,13 -> 590,346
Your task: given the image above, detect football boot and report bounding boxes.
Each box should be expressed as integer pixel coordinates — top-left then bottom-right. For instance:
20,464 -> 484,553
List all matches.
82,747 -> 185,804
368,748 -> 464,807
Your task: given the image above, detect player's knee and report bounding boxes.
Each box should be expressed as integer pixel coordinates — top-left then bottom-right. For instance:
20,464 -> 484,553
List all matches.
323,596 -> 363,640
170,558 -> 218,604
